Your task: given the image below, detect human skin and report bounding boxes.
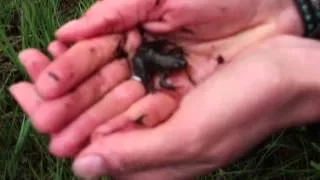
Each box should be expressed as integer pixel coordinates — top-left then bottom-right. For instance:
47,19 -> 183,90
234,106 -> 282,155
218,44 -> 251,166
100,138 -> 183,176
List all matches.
54,0 -> 302,43
11,35 -> 320,180
11,0 -> 303,145
36,0 -> 303,98
84,36 -> 320,180
8,0 -> 312,179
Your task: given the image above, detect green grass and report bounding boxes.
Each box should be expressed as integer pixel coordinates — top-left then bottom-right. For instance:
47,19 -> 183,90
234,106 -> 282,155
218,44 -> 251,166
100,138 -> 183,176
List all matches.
1,0 -> 320,179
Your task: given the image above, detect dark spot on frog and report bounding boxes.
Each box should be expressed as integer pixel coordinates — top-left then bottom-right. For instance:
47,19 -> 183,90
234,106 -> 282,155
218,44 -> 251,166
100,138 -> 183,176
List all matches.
48,72 -> 60,81
155,0 -> 160,6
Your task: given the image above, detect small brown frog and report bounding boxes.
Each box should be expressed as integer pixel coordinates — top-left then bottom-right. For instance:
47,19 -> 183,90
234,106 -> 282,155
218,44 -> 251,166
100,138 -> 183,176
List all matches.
115,27 -> 192,93
131,38 -> 188,93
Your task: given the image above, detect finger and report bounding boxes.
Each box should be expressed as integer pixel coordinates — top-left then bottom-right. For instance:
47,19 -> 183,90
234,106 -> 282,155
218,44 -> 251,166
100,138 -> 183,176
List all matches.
47,40 -> 69,58
9,82 -> 43,118
154,71 -> 195,100
55,0 -> 157,43
114,163 -> 214,180
124,29 -> 142,60
18,49 -> 51,81
90,115 -> 145,142
35,34 -> 123,99
71,54 -> 293,179
30,59 -> 130,134
143,5 -> 184,34
91,68 -> 196,137
71,110 -> 198,178
143,21 -> 177,33
92,93 -> 177,136
183,53 -> 220,84
49,80 -> 145,157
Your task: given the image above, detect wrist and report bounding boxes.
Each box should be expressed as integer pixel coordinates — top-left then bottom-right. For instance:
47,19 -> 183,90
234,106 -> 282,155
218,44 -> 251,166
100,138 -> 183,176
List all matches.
256,36 -> 320,130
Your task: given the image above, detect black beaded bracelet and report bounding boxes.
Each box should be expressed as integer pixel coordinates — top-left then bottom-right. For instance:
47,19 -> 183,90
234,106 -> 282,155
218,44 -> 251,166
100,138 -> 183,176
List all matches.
293,0 -> 320,38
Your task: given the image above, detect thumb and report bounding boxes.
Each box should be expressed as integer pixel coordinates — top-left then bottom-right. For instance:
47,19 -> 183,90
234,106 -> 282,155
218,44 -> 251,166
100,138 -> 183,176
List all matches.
71,112 -> 197,179
55,0 -> 158,43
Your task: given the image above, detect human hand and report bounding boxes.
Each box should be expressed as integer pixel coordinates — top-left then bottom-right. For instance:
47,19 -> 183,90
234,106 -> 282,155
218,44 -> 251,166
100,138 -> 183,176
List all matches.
66,35 -> 320,179
11,0 -> 303,158
8,0 -> 309,178
55,0 -> 303,43
26,0 -> 305,100
9,26 -> 226,159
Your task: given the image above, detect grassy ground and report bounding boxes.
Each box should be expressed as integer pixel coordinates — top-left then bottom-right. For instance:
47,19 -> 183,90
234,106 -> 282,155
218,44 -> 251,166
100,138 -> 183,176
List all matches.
2,1 -> 320,179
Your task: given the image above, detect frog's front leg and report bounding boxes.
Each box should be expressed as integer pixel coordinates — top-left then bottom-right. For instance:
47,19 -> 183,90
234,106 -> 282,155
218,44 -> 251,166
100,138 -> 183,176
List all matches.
159,72 -> 176,90
132,56 -> 156,93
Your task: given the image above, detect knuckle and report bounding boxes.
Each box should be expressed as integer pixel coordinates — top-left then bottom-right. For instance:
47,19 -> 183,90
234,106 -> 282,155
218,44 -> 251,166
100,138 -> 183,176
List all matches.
31,112 -> 54,134
96,62 -> 129,93
113,85 -> 133,103
95,70 -> 112,94
112,81 -> 143,104
84,110 -> 103,125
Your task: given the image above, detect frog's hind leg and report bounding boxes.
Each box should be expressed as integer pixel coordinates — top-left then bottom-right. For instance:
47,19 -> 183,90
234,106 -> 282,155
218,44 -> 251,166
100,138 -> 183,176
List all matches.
159,70 -> 196,89
135,70 -> 156,93
159,72 -> 176,90
168,48 -> 195,86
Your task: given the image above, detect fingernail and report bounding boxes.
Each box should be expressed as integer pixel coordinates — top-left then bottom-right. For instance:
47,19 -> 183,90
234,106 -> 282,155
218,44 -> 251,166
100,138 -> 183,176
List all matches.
8,84 -> 18,93
18,51 -> 27,61
56,20 -> 78,36
72,155 -> 107,179
35,73 -> 60,98
8,84 -> 23,98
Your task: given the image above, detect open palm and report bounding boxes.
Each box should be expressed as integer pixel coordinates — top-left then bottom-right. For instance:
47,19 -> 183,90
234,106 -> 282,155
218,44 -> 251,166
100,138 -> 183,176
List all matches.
9,18 -> 277,158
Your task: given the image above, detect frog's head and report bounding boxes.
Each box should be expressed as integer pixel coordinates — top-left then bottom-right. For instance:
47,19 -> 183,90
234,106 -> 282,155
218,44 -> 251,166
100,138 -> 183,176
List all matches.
159,56 -> 188,72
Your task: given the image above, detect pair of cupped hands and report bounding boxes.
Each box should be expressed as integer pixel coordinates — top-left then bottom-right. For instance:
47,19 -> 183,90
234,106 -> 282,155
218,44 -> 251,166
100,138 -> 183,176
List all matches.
9,0 -> 320,179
